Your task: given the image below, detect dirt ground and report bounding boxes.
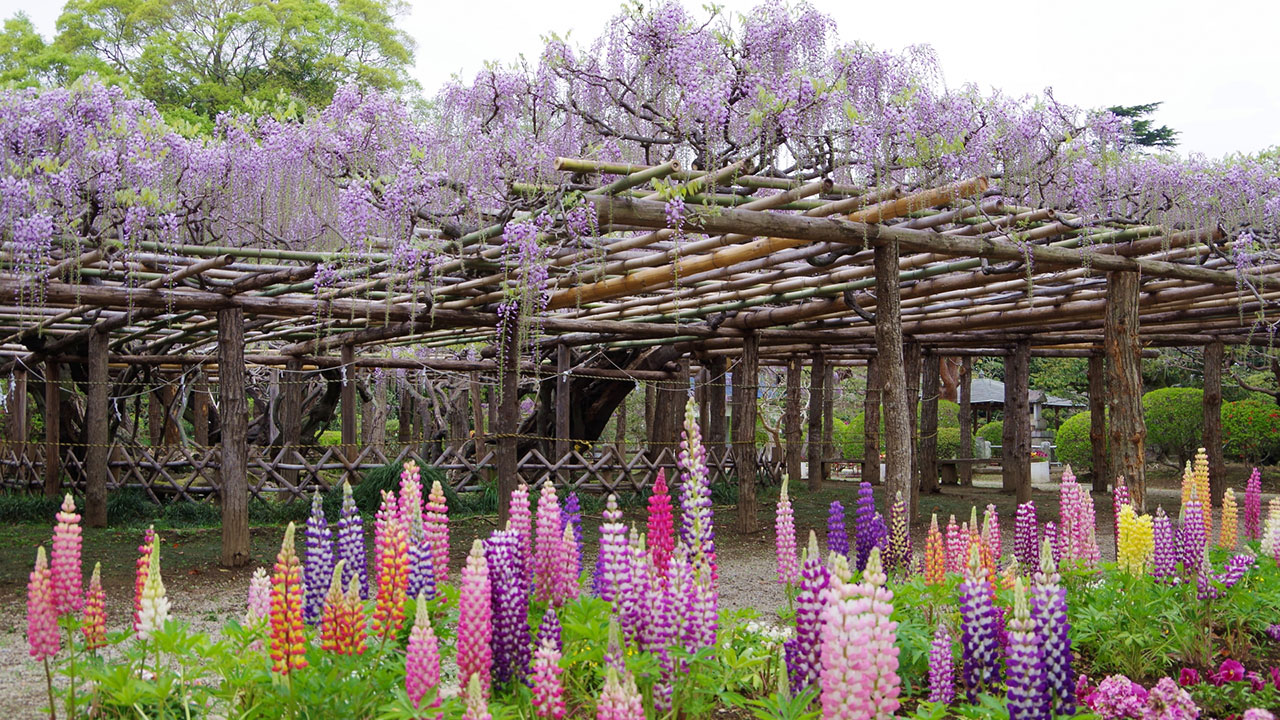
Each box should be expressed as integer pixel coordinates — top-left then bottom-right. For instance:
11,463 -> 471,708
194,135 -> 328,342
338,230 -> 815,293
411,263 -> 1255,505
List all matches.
0,464 -> 1271,718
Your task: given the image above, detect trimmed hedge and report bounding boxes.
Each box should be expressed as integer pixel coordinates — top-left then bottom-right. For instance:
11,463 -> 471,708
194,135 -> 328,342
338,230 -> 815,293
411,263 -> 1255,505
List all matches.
834,400 -> 962,459
1142,387 -> 1203,466
1222,399 -> 1280,463
977,420 -> 1003,446
1055,411 -> 1100,474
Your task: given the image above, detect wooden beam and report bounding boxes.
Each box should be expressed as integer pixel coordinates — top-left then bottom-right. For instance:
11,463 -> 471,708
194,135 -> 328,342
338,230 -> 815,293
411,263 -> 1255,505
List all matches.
1106,271 -> 1147,511
218,307 -> 250,567
733,331 -> 759,533
877,242 -> 914,524
1088,355 -> 1108,492
1003,339 -> 1032,504
920,352 -> 941,495
784,357 -> 803,485
1203,342 -> 1225,506
84,330 -> 108,527
863,354 -> 881,485
42,362 -> 60,497
806,352 -> 827,492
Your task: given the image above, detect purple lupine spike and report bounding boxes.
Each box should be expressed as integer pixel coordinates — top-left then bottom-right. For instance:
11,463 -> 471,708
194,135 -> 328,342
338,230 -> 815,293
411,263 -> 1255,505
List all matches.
561,491 -> 583,559
538,607 -> 562,654
1178,497 -> 1207,577
1032,539 -> 1076,716
785,531 -> 830,693
507,483 -> 532,589
871,512 -> 890,559
928,622 -> 956,705
1201,552 -> 1258,600
1152,507 -> 1178,582
827,501 -> 849,558
304,490 -> 335,625
485,529 -> 531,688
639,551 -> 679,714
854,481 -> 877,570
1014,501 -> 1039,571
1006,579 -> 1050,720
888,492 -> 911,575
407,538 -> 436,601
1244,468 -> 1263,540
958,545 -> 1003,700
616,526 -> 648,644
337,481 -> 369,599
596,494 -> 629,602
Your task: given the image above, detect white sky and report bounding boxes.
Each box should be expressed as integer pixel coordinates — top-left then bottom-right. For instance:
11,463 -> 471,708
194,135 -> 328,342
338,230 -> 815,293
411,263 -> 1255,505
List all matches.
7,0 -> 1278,158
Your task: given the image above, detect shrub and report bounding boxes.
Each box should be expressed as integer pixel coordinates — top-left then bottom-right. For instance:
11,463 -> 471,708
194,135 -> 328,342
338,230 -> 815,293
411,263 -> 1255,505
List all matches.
1222,399 -> 1280,463
977,420 -> 1003,446
936,426 -> 961,459
1142,387 -> 1204,466
836,400 -> 962,459
1055,411 -> 1102,474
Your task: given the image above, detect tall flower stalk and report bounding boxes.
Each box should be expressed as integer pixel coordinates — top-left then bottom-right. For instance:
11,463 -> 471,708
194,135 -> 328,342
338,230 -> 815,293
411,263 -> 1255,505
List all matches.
647,470 -> 675,577
1031,539 -> 1075,715
303,490 -> 334,625
82,562 -> 106,651
928,622 -> 955,705
957,545 -> 1002,700
775,477 -> 799,586
1006,579 -> 1050,720
337,481 -> 369,598
372,491 -> 410,641
784,531 -> 829,693
424,479 -> 450,583
818,547 -> 900,719
51,492 -> 83,616
459,539 -> 493,700
925,514 -> 946,585
486,529 -> 531,687
268,523 -> 307,675
827,500 -> 849,559
678,397 -> 715,577
1244,468 -> 1262,540
406,594 -> 442,718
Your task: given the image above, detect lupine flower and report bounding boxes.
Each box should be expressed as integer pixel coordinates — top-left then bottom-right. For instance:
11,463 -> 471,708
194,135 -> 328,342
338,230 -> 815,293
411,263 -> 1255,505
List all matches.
246,567 -> 271,623
616,528 -> 648,644
1220,489 -> 1238,549
827,500 -> 849,558
321,560 -> 356,654
775,477 -> 799,585
337,481 -> 369,599
406,593 -> 442,717
531,635 -> 565,719
647,471 -> 675,576
424,479 -> 450,583
1032,539 -> 1076,715
641,551 -> 679,713
1178,493 -> 1207,577
925,513 -> 946,584
1181,461 -> 1196,513
557,523 -> 581,604
1194,448 -> 1212,539
945,514 -> 966,574
1114,476 -> 1132,553
597,666 -> 644,720
958,545 -> 1002,700
854,481 -> 877,570
138,534 -> 170,641
27,547 -> 59,661
372,491 -> 410,640
982,503 -> 1001,563
597,494 -> 629,602
399,460 -> 425,541
538,608 -> 562,654
459,539 -> 493,700
1244,468 -> 1262,540
508,482 -> 532,587
133,526 -> 155,632
784,531 -> 830,693
819,547 -> 900,719
462,674 -> 493,720
51,492 -> 83,615
268,523 -> 306,673
534,482 -> 564,604
828,549 -> 852,584
487,529 -> 531,687
407,538 -> 437,601
562,491 -> 584,564
1043,521 -> 1059,565
303,491 -> 334,625
678,398 -> 716,578
82,562 -> 106,651
1199,552 -> 1257,600
1263,498 -> 1280,559
1006,579 -> 1050,720
888,492 -> 911,574
1117,505 -> 1154,575
1014,502 -> 1039,571
928,622 -> 955,705
1152,507 -> 1178,582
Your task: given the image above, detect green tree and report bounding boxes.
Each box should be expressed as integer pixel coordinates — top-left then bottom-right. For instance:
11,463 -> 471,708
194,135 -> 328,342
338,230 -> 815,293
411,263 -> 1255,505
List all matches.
1108,102 -> 1178,149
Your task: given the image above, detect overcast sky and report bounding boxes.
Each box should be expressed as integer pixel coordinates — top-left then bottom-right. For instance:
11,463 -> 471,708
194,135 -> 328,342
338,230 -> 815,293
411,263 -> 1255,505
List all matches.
8,0 -> 1278,158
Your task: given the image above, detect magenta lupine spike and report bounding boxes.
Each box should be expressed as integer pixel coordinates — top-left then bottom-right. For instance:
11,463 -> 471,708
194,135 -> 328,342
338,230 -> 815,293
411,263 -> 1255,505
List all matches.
424,479 -> 450,583
1031,539 -> 1075,716
554,523 -> 581,605
678,398 -> 716,578
1014,501 -> 1039,571
337,482 -> 369,599
405,594 -> 442,718
982,504 -> 1001,564
945,514 -> 965,574
958,545 -> 1003,700
819,548 -> 900,719
1178,495 -> 1207,577
399,460 -> 425,542
51,492 -> 83,615
1006,579 -> 1050,720
531,634 -> 565,719
827,500 -> 849,558
888,492 -> 911,575
303,490 -> 334,625
485,529 -> 531,688
853,481 -> 877,570
784,531 -> 830,693
508,482 -> 532,587
1113,477 -> 1132,555
1077,490 -> 1100,567
1058,469 -> 1081,562
1152,507 -> 1178,582
928,622 -> 956,705
596,494 -> 628,602
458,540 -> 493,700
534,482 -> 563,604
646,470 -> 675,577
1245,468 -> 1263,540
775,477 -> 799,585
597,666 -> 644,720
27,547 -> 59,661
1043,521 -> 1060,565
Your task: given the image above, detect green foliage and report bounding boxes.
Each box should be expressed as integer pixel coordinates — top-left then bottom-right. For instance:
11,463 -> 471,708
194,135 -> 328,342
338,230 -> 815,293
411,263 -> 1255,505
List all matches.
1141,387 -> 1204,466
1028,357 -> 1089,402
935,426 -> 963,459
1221,399 -> 1280,462
1055,411 -> 1101,474
976,420 -> 1002,446
1108,102 -> 1179,149
0,491 -> 63,523
835,400 -> 961,459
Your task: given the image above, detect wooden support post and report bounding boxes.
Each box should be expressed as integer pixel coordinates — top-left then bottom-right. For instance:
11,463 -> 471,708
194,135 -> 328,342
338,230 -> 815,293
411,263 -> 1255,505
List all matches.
1106,271 -> 1146,510
644,381 -> 655,452
905,341 -> 921,510
218,307 -> 250,567
398,383 -> 413,445
555,343 -> 572,483
192,372 -> 209,447
148,381 -> 165,446
469,373 -> 484,447
1003,339 -> 1032,504
43,362 -> 60,497
281,357 -> 303,488
920,352 -> 941,494
7,366 -> 26,457
1088,354 -> 1108,492
876,241 -> 914,523
85,330 -> 108,528
822,362 -> 835,484
497,326 -> 519,527
706,356 -> 727,459
651,373 -> 682,465
784,357 -> 803,484
614,394 -> 627,456
1203,341 -> 1224,505
863,355 -> 881,485
958,357 -> 973,486
733,332 -> 759,532
340,344 -> 357,479
806,352 -> 827,491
